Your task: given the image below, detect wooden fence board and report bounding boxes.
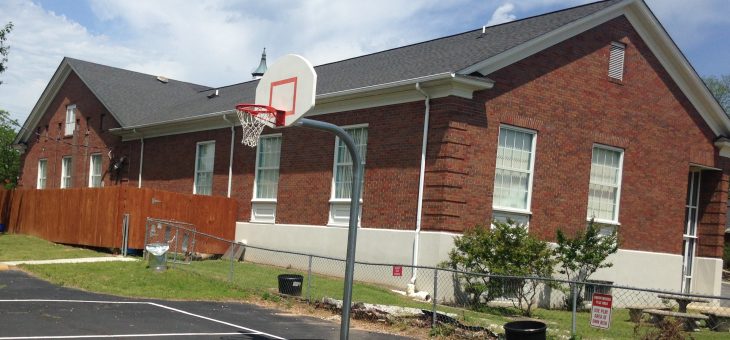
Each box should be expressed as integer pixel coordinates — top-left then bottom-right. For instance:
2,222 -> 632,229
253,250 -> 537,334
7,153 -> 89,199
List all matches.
2,187 -> 237,254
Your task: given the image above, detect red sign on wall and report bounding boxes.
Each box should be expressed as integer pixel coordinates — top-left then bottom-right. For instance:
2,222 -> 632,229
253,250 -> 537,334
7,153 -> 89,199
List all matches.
392,266 -> 403,277
590,293 -> 613,329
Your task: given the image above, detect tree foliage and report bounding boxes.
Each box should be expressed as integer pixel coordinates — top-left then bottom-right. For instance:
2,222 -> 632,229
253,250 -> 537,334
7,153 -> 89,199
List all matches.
704,74 -> 730,115
0,109 -> 20,189
0,22 -> 13,85
443,221 -> 555,316
554,220 -> 619,308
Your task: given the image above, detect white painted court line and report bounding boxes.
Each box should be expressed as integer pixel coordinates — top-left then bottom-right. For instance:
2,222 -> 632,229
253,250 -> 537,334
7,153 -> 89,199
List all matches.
0,299 -> 287,340
0,332 -> 244,339
1,257 -> 138,266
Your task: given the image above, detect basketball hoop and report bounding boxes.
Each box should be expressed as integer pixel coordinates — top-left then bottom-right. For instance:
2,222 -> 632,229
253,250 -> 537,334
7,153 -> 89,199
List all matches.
235,104 -> 283,147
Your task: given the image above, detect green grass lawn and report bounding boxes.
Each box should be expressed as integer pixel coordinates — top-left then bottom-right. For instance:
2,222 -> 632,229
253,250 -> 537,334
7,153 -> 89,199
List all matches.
7,235 -> 728,339
0,234 -> 106,261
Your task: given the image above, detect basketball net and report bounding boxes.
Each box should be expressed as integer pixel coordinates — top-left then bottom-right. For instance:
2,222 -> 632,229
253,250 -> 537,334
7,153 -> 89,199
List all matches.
235,104 -> 278,147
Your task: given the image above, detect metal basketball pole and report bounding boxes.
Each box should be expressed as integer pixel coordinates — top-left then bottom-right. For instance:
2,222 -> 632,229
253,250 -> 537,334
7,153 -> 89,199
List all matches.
295,118 -> 363,340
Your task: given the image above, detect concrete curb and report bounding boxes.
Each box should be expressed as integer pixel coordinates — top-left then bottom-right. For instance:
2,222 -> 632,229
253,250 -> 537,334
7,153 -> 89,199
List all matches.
1,256 -> 139,266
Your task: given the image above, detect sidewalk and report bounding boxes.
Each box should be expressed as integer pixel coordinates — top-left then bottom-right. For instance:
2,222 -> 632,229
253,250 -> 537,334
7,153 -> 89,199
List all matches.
1,256 -> 139,267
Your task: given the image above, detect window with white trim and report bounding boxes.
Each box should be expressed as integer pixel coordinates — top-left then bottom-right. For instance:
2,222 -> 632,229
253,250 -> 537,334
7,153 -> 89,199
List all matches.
251,135 -> 282,223
587,145 -> 623,223
65,104 -> 76,136
194,141 -> 215,195
329,125 -> 368,225
89,154 -> 103,188
493,126 -> 536,214
60,156 -> 72,188
608,41 -> 626,81
37,159 -> 47,189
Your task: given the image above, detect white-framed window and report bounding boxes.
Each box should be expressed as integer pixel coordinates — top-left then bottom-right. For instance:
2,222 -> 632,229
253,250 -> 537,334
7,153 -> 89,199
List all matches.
194,141 -> 215,195
89,154 -> 103,188
65,104 -> 76,136
493,125 -> 536,217
329,125 -> 368,226
37,159 -> 47,189
251,135 -> 282,223
587,145 -> 624,224
608,41 -> 626,81
60,156 -> 72,188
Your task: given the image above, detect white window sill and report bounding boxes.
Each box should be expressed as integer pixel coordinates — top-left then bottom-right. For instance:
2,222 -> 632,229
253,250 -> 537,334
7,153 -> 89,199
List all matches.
587,218 -> 620,226
493,207 -> 532,215
251,198 -> 277,203
329,198 -> 363,204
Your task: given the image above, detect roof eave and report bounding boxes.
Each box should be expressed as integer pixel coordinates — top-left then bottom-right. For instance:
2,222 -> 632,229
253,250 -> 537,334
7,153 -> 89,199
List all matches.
110,74 -> 495,141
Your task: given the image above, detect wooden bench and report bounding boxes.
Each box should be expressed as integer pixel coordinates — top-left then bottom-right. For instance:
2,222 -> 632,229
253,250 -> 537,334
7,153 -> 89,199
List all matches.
643,309 -> 709,331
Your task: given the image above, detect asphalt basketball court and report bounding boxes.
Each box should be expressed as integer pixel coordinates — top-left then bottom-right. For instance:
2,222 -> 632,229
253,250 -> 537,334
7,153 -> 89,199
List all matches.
0,270 -> 406,339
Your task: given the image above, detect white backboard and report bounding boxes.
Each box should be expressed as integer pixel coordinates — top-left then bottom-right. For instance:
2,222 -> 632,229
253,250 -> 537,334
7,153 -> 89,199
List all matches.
255,54 -> 317,127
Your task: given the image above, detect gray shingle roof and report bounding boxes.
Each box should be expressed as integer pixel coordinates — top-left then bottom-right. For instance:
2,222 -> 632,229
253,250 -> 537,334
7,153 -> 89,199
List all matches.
68,0 -> 620,128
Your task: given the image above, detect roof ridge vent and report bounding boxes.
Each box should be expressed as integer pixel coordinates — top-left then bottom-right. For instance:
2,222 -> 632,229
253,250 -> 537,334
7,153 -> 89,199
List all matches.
207,89 -> 220,99
156,75 -> 169,83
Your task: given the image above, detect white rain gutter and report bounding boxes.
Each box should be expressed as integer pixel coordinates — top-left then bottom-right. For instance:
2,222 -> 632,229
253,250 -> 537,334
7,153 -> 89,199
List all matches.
408,82 -> 430,296
223,115 -> 235,198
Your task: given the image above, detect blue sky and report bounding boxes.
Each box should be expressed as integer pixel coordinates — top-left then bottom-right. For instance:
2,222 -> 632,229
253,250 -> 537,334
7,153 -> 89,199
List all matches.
1,0 -> 729,123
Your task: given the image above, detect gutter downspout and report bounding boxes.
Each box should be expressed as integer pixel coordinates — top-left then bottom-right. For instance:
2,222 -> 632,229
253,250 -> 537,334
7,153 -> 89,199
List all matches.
409,82 -> 430,297
223,115 -> 235,198
137,130 -> 144,189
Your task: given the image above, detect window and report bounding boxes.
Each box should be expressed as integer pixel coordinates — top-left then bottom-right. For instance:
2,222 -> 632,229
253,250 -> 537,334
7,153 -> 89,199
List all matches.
37,159 -> 47,189
608,41 -> 626,81
89,154 -> 102,188
254,135 -> 282,199
60,156 -> 72,188
587,145 -> 623,223
251,135 -> 282,223
493,126 -> 536,214
65,105 -> 76,136
194,141 -> 215,195
329,126 -> 368,225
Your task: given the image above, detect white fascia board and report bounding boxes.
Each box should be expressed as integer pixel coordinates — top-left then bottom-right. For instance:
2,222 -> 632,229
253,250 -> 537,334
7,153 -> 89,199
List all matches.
111,75 -> 494,141
13,62 -> 73,144
459,0 -> 632,76
623,1 -> 730,137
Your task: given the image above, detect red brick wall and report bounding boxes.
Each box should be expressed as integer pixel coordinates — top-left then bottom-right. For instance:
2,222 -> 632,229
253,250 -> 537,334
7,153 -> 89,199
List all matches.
18,72 -> 126,190
446,16 -> 724,255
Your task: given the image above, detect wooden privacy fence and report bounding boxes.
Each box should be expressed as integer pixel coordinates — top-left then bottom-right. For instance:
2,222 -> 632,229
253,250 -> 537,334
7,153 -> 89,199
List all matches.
0,187 -> 237,254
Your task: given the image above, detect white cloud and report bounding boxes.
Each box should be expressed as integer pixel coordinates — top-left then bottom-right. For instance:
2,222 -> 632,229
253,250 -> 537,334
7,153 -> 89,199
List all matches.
487,3 -> 517,26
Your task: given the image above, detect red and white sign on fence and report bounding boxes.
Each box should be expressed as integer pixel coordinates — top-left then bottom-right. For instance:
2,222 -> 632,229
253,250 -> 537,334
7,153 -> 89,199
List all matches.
392,266 -> 403,277
590,293 -> 613,329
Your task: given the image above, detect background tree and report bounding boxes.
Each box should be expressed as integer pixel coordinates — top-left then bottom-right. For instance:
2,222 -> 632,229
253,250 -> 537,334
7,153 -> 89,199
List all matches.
0,109 -> 20,189
0,22 -> 13,85
704,74 -> 730,115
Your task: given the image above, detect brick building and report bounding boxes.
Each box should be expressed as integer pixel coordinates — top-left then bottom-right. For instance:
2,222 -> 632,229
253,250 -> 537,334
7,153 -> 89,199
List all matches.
13,0 -> 730,294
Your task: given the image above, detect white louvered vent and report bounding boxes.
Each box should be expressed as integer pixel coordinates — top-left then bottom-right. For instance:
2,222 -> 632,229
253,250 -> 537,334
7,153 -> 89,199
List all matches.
608,42 -> 626,81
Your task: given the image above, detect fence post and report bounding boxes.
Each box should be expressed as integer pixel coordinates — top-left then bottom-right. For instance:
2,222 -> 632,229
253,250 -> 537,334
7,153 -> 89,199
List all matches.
307,255 -> 313,303
432,269 -> 438,329
571,282 -> 578,338
174,228 -> 180,265
229,243 -> 235,282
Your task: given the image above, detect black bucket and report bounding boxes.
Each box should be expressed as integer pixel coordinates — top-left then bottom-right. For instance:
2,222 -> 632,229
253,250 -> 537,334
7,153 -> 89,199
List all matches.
504,320 -> 547,340
277,274 -> 303,296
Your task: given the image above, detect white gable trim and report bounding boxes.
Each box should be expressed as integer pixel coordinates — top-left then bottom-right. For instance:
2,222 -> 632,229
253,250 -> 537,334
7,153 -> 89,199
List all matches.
459,0 -> 730,139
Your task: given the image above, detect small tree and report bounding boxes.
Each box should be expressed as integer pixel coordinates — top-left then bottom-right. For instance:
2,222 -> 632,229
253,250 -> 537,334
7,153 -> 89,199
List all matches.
554,219 -> 619,307
0,109 -> 20,189
443,220 -> 555,316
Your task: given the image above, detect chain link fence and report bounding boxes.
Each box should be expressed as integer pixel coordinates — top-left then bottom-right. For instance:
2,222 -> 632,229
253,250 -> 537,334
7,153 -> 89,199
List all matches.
143,220 -> 730,338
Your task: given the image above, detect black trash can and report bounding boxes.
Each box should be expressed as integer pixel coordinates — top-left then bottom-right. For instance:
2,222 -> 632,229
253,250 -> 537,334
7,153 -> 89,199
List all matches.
277,274 -> 303,296
504,320 -> 547,340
